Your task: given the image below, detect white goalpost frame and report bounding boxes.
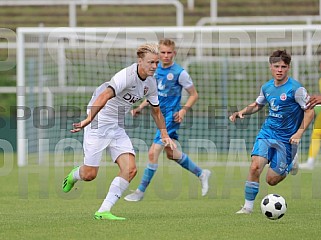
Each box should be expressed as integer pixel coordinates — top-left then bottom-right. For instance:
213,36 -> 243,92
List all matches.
197,0 -> 321,26
0,0 -> 184,27
16,25 -> 321,167
17,30 -> 26,167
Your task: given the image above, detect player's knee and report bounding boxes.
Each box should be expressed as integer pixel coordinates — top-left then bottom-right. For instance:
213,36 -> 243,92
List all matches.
266,177 -> 279,186
148,151 -> 158,163
164,147 -> 176,160
148,151 -> 154,160
166,152 -> 174,160
249,164 -> 261,176
128,165 -> 137,181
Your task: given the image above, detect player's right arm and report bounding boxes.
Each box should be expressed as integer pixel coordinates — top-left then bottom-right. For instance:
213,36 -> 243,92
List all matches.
229,87 -> 266,122
229,101 -> 264,123
71,87 -> 115,132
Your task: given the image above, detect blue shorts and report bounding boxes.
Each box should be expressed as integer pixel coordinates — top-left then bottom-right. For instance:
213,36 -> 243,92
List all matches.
153,111 -> 180,145
251,138 -> 298,175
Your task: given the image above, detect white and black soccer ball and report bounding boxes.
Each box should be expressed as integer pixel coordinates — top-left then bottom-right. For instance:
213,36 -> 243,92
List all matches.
260,194 -> 287,220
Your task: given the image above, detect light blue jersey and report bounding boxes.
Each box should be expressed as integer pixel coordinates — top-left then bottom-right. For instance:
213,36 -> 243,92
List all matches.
252,77 -> 309,174
134,62 -> 204,195
153,62 -> 193,144
256,77 -> 308,142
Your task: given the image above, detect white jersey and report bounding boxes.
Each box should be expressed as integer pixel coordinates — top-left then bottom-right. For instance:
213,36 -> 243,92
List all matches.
88,63 -> 159,128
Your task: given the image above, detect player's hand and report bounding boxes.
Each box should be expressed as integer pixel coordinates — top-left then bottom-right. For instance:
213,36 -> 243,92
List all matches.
131,107 -> 142,117
289,133 -> 302,145
289,138 -> 300,145
173,109 -> 186,123
70,122 -> 83,133
229,112 -> 244,122
307,95 -> 321,109
162,137 -> 177,150
70,119 -> 90,133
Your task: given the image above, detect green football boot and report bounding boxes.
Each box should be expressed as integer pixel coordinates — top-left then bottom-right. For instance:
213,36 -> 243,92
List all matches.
94,211 -> 126,220
62,166 -> 79,193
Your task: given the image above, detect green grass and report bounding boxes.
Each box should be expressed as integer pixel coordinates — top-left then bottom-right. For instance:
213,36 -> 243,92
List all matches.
1,153 -> 321,239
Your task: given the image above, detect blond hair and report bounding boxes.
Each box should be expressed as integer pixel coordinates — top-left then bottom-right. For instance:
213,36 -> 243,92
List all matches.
159,38 -> 176,49
136,43 -> 159,58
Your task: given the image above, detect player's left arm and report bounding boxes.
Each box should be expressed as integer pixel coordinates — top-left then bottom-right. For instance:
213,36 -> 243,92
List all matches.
290,87 -> 315,144
174,70 -> 198,123
150,105 -> 176,150
290,109 -> 314,144
174,85 -> 198,123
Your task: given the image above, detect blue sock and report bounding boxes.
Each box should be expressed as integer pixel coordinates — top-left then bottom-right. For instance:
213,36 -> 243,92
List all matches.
138,163 -> 158,192
244,181 -> 259,201
176,153 -> 202,177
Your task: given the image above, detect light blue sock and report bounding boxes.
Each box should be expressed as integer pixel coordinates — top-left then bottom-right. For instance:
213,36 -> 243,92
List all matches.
176,153 -> 202,177
244,181 -> 259,201
137,163 -> 158,192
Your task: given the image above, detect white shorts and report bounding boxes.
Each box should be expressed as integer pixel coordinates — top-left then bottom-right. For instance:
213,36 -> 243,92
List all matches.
83,122 -> 135,167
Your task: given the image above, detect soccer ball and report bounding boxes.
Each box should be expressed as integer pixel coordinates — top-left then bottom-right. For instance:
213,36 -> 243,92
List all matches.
260,194 -> 287,220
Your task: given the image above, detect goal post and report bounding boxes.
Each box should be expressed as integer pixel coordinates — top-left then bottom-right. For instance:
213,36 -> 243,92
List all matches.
16,26 -> 321,167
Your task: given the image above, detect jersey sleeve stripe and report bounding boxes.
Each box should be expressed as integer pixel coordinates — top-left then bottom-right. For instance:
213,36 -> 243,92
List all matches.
107,85 -> 116,97
147,100 -> 159,107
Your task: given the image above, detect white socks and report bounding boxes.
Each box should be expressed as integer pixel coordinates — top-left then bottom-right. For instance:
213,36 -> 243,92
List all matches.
98,176 -> 129,213
244,199 -> 254,210
307,157 -> 315,165
72,167 -> 82,181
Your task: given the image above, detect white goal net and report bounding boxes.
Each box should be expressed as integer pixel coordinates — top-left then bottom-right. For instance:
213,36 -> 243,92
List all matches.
16,26 -> 321,166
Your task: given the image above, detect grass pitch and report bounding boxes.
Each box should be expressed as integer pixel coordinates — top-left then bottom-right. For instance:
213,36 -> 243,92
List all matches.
1,154 -> 321,240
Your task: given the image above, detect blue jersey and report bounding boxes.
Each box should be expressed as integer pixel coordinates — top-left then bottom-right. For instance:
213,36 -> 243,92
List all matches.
153,62 -> 193,144
255,77 -> 309,143
155,62 -> 192,114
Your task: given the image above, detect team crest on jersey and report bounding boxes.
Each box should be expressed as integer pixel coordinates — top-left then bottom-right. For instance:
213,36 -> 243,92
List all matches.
280,93 -> 287,101
167,73 -> 174,80
144,86 -> 149,95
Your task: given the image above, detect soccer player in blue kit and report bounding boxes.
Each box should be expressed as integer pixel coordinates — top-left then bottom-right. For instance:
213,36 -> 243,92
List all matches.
124,39 -> 211,202
229,50 -> 314,214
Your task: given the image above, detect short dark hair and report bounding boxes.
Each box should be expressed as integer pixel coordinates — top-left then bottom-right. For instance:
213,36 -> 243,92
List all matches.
269,49 -> 291,65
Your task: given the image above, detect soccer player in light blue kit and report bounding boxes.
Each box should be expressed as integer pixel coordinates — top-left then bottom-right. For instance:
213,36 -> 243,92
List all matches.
229,50 -> 314,214
124,39 -> 211,202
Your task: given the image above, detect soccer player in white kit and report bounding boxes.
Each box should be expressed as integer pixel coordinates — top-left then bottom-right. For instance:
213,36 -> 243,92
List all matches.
62,43 -> 176,220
